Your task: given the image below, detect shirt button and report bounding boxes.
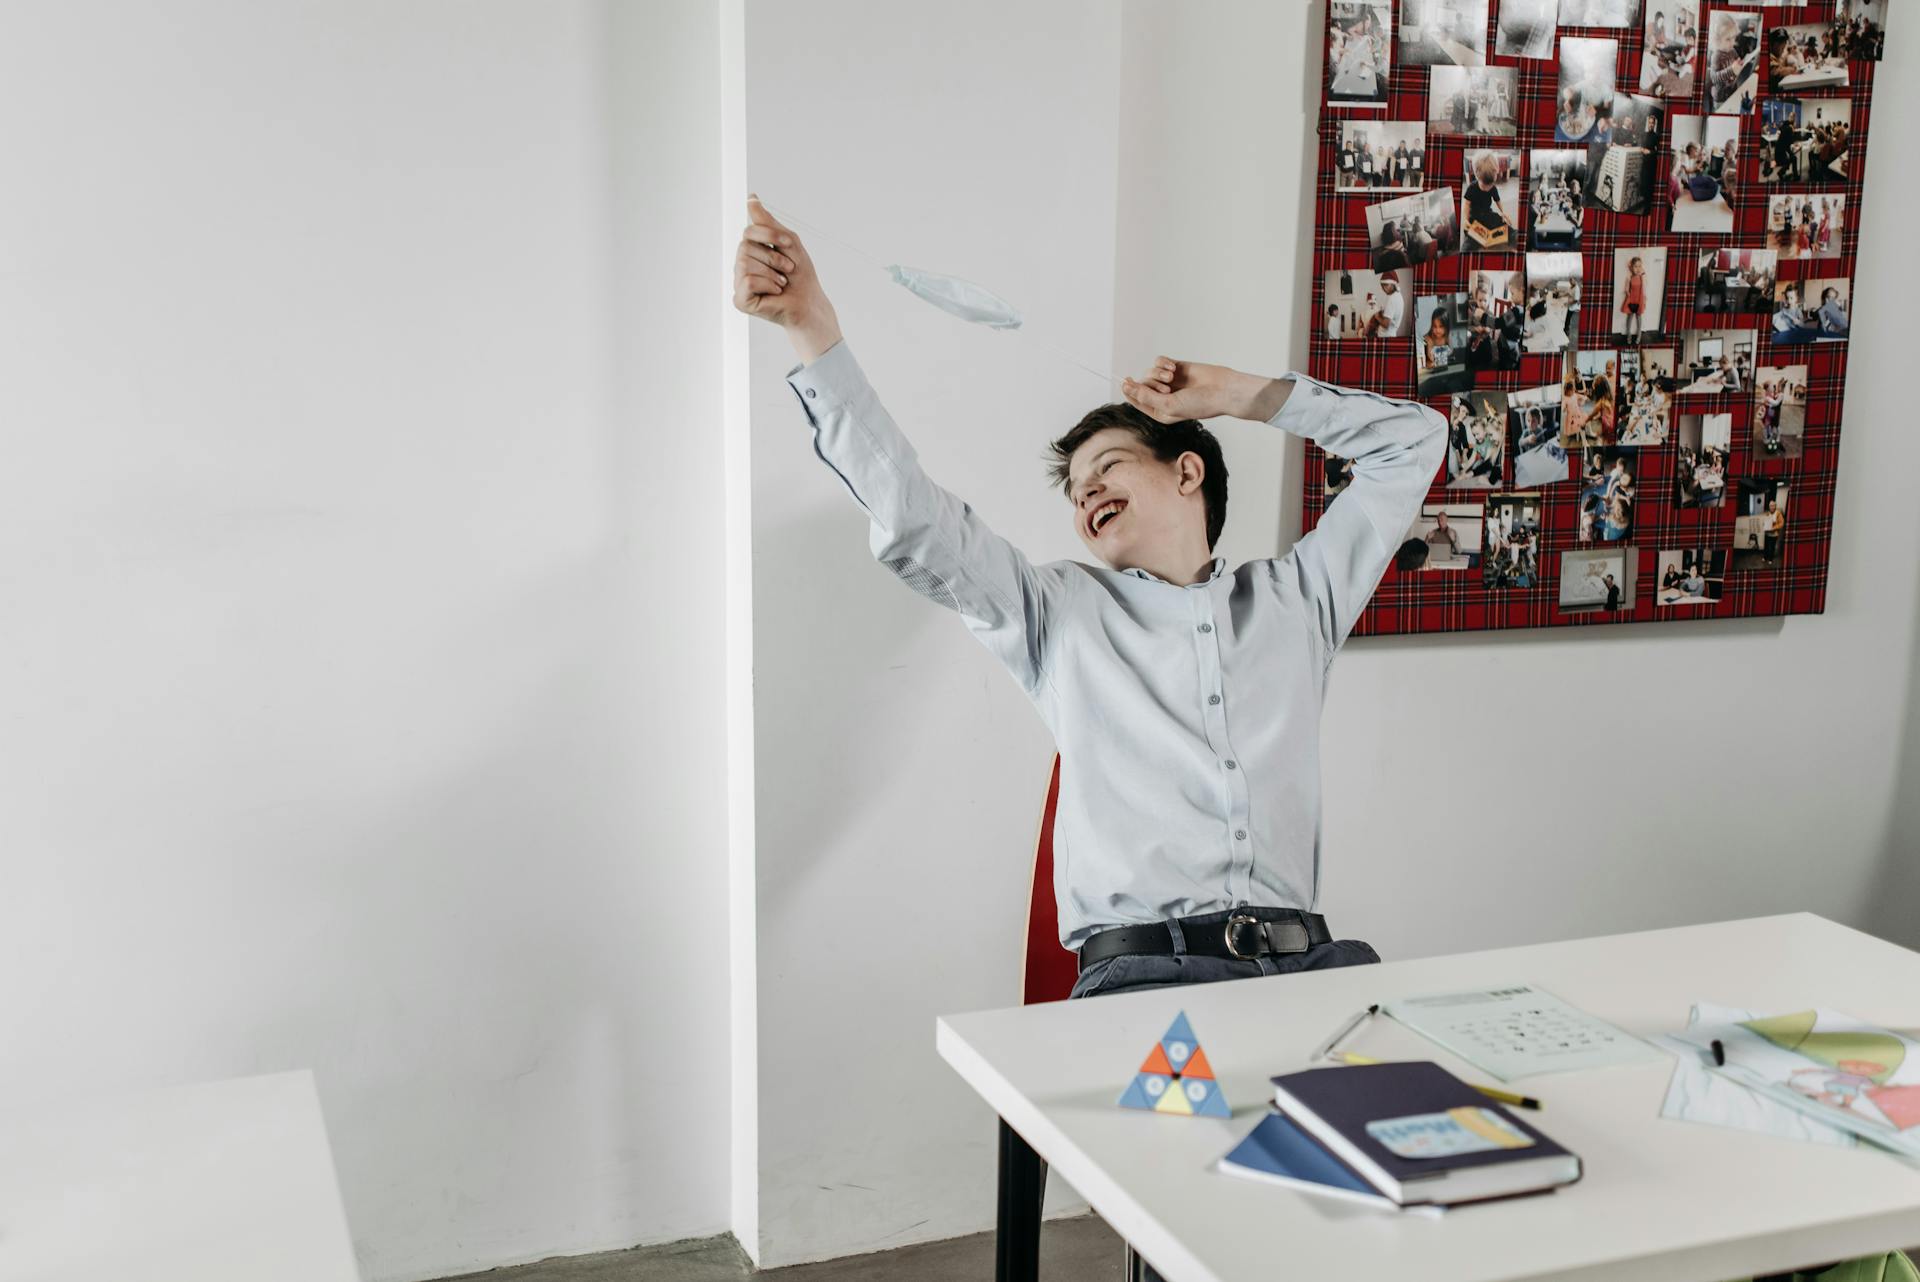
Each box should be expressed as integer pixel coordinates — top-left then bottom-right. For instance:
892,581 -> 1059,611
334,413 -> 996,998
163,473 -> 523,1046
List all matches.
1209,694 -> 1221,705
805,388 -> 816,398
1198,622 -> 1212,633
1226,760 -> 1237,770
1235,829 -> 1248,841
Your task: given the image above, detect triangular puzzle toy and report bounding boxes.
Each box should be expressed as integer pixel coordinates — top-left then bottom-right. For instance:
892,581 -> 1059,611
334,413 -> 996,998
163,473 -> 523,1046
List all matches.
1116,1009 -> 1231,1117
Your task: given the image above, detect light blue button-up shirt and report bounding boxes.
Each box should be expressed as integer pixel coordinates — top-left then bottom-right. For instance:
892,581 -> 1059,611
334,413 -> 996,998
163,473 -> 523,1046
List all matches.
786,340 -> 1446,951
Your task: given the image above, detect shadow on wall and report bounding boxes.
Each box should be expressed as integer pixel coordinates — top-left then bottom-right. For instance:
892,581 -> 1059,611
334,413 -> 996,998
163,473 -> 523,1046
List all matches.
753,500 -> 1060,907
1275,0 -> 1327,555
1864,541 -> 1920,952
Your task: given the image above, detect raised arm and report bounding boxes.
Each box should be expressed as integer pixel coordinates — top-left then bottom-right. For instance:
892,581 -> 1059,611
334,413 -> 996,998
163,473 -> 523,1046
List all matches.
733,197 -> 1055,697
1121,356 -> 1445,657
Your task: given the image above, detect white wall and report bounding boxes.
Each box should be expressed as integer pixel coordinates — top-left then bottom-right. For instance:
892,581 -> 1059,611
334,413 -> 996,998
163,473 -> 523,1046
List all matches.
741,0 -> 1122,1263
1110,0 -> 1920,967
0,3 -> 732,1279
1314,18 -> 1920,965
740,0 -> 1920,1269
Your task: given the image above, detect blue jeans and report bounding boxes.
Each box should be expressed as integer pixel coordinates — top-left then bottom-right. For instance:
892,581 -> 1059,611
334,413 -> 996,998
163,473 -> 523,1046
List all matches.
1068,906 -> 1382,1001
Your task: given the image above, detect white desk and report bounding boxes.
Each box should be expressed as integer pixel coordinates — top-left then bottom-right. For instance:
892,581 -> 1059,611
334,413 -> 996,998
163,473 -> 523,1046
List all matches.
0,1070 -> 360,1282
938,912 -> 1920,1282
1780,67 -> 1847,91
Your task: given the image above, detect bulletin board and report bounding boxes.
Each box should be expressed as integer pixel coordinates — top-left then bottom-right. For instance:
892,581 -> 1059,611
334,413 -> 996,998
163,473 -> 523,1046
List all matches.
1302,0 -> 1880,635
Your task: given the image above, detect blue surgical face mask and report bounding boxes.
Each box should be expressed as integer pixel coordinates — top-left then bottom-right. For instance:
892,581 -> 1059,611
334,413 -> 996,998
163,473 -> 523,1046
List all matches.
885,264 -> 1023,330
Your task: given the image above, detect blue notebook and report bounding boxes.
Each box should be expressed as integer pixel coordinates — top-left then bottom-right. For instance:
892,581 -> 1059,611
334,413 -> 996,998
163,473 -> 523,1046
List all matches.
1216,1109 -> 1446,1215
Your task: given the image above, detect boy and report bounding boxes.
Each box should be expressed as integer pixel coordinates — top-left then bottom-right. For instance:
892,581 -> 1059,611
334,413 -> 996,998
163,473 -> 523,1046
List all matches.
732,196 -> 1445,1001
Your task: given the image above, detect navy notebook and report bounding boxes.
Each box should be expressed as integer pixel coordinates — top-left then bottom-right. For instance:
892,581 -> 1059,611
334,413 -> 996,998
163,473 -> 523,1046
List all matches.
1269,1061 -> 1582,1206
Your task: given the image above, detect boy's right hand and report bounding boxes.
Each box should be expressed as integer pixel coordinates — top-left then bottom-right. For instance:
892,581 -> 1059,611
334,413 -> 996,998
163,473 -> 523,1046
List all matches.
733,195 -> 842,362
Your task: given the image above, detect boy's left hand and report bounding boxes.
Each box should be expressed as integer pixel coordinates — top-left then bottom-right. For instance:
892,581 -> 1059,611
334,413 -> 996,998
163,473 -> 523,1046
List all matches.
1121,353 -> 1297,422
1122,357 -> 1277,423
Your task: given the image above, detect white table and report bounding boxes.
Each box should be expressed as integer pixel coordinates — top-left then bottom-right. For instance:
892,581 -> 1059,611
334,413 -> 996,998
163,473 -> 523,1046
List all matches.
1780,67 -> 1847,91
0,1070 -> 360,1282
938,912 -> 1920,1282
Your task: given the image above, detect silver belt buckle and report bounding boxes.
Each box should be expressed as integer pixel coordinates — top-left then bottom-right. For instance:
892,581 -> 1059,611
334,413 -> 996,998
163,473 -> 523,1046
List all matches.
1224,912 -> 1264,960
1225,913 -> 1311,958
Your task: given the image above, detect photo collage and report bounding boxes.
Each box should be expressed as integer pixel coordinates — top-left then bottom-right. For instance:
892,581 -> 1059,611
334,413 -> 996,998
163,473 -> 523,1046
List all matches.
1310,0 -> 1879,634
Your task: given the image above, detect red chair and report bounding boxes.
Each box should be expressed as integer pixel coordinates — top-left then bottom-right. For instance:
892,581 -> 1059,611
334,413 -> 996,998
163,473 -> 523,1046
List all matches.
998,754 -> 1148,1281
1022,751 -> 1077,1005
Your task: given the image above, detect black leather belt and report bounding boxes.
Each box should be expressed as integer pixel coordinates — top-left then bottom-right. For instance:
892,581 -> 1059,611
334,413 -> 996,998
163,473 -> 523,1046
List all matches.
1078,908 -> 1331,973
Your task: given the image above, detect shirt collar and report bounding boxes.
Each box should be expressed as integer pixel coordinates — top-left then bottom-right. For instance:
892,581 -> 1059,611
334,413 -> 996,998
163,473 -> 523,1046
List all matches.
1123,556 -> 1226,586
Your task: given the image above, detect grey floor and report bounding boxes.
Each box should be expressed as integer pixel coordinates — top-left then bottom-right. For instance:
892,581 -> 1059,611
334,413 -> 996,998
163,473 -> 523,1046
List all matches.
438,1211 -> 1126,1281
437,1218 -> 1919,1282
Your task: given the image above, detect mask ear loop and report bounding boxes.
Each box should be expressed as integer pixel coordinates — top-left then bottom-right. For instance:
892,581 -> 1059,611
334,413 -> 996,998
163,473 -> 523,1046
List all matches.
757,200 -> 1120,394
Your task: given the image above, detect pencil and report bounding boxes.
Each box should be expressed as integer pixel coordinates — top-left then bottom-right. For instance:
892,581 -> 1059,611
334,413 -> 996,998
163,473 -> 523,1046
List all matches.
1329,1051 -> 1542,1110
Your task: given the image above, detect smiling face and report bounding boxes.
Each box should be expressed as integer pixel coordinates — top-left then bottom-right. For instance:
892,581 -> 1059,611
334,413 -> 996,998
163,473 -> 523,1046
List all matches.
1064,426 -> 1206,570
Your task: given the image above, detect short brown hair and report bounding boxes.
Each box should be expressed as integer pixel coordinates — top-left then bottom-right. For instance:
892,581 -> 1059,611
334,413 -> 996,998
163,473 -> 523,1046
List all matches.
1044,402 -> 1228,550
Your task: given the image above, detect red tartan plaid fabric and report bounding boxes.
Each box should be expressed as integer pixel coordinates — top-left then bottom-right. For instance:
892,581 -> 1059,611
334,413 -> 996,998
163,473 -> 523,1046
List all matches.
1307,1 -> 1872,635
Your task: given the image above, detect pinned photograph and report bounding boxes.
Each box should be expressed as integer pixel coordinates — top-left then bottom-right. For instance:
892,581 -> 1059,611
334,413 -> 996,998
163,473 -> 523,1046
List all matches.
1398,0 -> 1490,65
1459,267 -> 1527,372
1767,23 -> 1849,94
1509,384 -> 1571,486
1767,193 -> 1843,260
1325,452 -> 1356,498
1559,547 -> 1635,615
1529,149 -> 1589,249
1461,149 -> 1522,251
1770,277 -> 1850,344
1524,252 -> 1583,354
1429,66 -> 1520,137
1693,248 -> 1778,317
1677,328 -> 1755,395
1323,267 -> 1413,339
1639,0 -> 1700,96
1329,0 -> 1394,108
1556,38 -> 1621,144
1395,502 -> 1484,572
1611,246 -> 1668,345
1836,0 -> 1888,60
1562,349 -> 1620,446
1668,115 -> 1738,234
1448,390 -> 1509,487
1730,477 -> 1789,570
1576,446 -> 1638,544
1337,121 -> 1428,191
1753,362 -> 1807,457
1759,348 -> 1817,391
1497,0 -> 1560,58
1759,99 -> 1852,184
1484,492 -> 1544,587
1585,94 -> 1664,214
1366,188 -> 1460,271
1674,412 -> 1732,508
1559,0 -> 1641,27
1618,347 -> 1676,444
1705,9 -> 1762,114
1415,293 -> 1476,396
1655,548 -> 1726,606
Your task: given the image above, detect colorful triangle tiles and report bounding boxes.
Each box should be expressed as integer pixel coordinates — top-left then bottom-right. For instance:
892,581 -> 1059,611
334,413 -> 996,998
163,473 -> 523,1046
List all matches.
1116,1009 -> 1230,1117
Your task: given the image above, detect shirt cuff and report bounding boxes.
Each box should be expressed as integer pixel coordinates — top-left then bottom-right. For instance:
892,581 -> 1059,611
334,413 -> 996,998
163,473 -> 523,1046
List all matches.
1266,371 -> 1346,434
785,337 -> 863,417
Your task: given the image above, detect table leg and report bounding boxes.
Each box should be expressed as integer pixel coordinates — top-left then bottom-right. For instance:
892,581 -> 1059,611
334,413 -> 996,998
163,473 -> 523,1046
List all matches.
996,1117 -> 1045,1282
